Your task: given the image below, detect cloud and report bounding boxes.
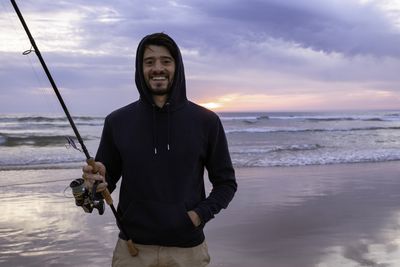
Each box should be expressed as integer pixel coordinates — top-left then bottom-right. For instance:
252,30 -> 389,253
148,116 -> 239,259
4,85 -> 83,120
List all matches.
342,241 -> 390,267
1,0 -> 400,114
182,0 -> 400,58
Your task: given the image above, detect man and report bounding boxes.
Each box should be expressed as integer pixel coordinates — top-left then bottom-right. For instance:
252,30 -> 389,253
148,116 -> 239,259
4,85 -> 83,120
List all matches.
83,32 -> 237,267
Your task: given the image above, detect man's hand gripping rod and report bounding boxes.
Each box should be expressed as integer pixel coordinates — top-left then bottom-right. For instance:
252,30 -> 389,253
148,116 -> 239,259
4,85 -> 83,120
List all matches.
10,0 -> 138,256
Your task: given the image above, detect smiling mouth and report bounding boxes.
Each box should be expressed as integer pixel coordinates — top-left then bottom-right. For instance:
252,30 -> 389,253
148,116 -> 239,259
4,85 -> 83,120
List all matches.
151,76 -> 168,81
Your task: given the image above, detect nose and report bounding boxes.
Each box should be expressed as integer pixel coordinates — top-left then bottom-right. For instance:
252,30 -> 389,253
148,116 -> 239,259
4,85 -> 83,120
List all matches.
153,60 -> 164,71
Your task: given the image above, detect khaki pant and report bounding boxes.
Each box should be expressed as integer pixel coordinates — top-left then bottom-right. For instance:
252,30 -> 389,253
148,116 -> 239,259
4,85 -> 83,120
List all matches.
112,238 -> 210,267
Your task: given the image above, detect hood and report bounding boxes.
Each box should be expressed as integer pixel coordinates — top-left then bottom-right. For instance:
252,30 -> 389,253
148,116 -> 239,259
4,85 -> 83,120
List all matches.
135,33 -> 187,110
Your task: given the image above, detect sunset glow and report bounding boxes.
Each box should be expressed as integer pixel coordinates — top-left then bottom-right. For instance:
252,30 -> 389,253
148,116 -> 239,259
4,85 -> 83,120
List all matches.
199,102 -> 223,110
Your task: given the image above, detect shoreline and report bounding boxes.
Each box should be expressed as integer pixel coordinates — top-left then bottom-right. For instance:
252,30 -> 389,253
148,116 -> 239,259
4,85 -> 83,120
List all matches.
1,158 -> 400,171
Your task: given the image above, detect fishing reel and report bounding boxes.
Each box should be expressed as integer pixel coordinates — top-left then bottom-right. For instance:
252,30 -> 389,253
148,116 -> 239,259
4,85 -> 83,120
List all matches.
70,178 -> 105,215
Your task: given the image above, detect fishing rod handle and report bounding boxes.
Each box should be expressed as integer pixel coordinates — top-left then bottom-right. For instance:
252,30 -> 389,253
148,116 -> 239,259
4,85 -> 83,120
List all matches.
127,240 -> 139,256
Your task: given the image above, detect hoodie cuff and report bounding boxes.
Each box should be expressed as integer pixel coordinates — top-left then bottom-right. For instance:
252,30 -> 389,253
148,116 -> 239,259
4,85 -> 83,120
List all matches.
194,206 -> 214,225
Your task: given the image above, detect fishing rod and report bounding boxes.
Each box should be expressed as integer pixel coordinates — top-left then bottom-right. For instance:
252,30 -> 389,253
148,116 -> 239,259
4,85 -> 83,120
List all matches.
10,0 -> 138,256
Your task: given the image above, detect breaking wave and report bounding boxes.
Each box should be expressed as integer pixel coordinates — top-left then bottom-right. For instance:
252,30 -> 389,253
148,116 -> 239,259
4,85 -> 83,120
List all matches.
226,126 -> 400,134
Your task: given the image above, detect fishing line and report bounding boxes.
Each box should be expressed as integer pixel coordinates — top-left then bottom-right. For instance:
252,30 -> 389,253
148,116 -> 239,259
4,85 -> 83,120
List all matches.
25,49 -> 63,117
1,0 -> 64,118
0,178 -> 72,188
3,1 -> 81,148
10,0 -> 139,256
63,185 -> 74,198
1,1 -> 83,192
0,179 -> 75,200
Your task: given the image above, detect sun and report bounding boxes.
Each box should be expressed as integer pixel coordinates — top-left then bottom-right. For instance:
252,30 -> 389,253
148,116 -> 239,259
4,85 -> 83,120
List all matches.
199,102 -> 222,110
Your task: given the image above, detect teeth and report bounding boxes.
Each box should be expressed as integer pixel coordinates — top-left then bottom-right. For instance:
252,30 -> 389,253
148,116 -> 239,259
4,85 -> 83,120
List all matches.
152,76 -> 167,81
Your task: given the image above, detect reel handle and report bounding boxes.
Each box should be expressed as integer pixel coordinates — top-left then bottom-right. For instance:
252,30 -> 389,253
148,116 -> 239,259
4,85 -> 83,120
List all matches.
87,158 -> 113,205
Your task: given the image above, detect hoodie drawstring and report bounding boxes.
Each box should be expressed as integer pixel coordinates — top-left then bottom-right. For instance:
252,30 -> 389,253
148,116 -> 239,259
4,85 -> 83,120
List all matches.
152,102 -> 171,155
152,104 -> 158,155
166,102 -> 171,151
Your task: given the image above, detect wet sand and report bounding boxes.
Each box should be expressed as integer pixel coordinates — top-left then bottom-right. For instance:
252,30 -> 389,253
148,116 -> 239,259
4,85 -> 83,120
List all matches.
2,161 -> 400,266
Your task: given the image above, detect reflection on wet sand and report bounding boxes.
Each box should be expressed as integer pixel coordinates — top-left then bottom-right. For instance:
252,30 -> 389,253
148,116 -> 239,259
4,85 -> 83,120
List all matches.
0,169 -> 118,266
206,162 -> 400,267
2,162 -> 400,266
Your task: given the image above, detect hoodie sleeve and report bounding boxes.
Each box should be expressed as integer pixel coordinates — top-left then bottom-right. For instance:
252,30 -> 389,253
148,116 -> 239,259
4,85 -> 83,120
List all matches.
95,116 -> 122,193
194,115 -> 237,224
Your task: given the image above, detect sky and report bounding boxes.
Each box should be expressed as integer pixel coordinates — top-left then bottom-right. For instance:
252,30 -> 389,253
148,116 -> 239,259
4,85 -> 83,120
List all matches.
1,0 -> 400,115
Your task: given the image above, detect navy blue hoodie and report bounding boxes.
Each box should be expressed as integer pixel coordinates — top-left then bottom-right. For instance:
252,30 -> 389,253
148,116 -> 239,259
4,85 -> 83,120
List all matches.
96,33 -> 237,247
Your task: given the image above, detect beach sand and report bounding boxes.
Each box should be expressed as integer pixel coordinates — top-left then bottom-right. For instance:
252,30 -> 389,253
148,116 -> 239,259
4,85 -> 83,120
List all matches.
2,161 -> 400,266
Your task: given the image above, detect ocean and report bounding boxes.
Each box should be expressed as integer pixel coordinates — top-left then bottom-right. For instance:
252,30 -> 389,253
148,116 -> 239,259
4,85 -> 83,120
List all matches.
1,110 -> 400,170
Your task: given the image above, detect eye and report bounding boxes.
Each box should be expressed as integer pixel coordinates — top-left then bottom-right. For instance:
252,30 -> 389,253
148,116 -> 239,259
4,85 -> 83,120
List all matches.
162,58 -> 174,65
144,59 -> 153,66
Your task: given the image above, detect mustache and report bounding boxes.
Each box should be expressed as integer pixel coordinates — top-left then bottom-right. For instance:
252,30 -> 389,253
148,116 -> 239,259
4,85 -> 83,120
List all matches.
150,70 -> 168,75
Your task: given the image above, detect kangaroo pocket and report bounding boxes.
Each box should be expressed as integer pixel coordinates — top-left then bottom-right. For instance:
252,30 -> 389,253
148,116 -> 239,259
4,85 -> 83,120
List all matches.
121,201 -> 196,241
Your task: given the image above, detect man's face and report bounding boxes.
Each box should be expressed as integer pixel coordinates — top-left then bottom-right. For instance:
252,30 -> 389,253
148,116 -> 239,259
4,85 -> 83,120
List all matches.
143,45 -> 176,96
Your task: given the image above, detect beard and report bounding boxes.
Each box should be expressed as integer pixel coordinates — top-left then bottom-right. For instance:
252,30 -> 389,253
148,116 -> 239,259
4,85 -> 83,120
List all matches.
148,85 -> 171,96
145,75 -> 174,96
